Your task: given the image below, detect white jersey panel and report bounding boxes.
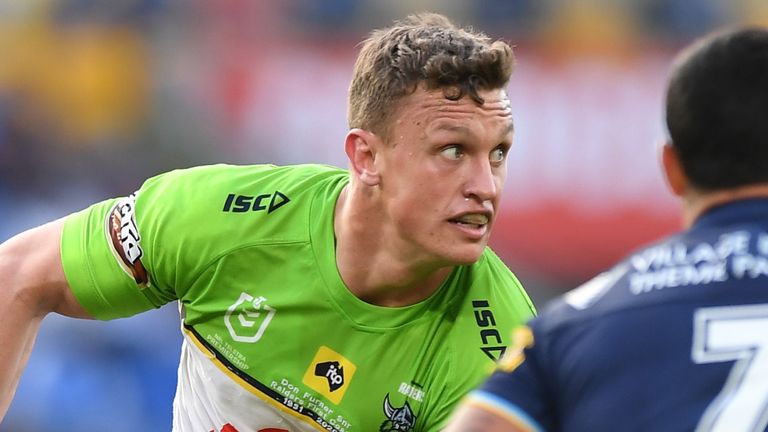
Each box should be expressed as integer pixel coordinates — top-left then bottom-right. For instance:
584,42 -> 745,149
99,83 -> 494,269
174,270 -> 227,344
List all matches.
172,334 -> 317,432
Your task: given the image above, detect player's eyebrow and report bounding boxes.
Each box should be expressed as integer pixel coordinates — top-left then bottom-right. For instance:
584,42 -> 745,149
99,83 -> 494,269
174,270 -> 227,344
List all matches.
432,123 -> 472,135
429,119 -> 514,141
495,118 -> 514,141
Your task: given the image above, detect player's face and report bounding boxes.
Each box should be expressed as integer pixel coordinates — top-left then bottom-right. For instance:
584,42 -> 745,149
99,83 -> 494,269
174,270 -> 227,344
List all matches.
377,86 -> 513,265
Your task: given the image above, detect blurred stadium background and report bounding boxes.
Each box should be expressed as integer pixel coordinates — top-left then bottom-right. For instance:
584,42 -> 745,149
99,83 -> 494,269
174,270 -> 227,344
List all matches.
1,0 -> 767,430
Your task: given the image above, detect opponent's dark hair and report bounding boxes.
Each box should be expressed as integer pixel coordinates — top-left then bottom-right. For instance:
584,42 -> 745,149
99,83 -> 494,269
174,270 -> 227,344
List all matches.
666,27 -> 768,191
348,12 -> 515,140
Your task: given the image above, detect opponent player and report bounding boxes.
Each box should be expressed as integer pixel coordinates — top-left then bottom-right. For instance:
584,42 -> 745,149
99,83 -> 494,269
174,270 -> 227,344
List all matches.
445,27 -> 768,432
0,13 -> 535,432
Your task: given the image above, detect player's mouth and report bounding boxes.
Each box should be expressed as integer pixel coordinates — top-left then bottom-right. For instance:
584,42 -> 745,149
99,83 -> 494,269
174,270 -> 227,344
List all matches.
449,213 -> 491,238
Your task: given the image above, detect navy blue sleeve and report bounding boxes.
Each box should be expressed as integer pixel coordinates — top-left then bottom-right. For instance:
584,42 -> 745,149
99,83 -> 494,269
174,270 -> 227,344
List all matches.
468,320 -> 554,432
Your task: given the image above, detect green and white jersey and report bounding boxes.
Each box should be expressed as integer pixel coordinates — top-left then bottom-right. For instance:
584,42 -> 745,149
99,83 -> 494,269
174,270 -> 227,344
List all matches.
60,164 -> 535,432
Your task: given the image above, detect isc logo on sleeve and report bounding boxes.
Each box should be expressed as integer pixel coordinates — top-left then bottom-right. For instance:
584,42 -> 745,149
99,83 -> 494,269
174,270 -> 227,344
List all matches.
302,346 -> 357,405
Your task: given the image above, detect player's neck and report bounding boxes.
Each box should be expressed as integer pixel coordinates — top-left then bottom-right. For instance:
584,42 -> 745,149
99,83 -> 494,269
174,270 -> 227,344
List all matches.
333,185 -> 453,307
683,183 -> 768,228
339,262 -> 452,307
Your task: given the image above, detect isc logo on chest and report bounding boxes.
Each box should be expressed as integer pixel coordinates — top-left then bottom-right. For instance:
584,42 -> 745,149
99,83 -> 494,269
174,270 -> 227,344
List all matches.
472,299 -> 507,361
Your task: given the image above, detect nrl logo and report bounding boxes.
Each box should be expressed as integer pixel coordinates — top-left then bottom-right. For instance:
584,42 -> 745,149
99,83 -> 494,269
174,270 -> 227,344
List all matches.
379,394 -> 416,432
224,293 -> 276,343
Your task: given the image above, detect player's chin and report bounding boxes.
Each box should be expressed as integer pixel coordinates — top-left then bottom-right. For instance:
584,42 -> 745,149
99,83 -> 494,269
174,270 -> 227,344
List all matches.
443,243 -> 487,265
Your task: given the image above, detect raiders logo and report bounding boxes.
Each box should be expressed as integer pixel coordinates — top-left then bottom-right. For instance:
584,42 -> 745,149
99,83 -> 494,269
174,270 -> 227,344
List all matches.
380,394 -> 416,432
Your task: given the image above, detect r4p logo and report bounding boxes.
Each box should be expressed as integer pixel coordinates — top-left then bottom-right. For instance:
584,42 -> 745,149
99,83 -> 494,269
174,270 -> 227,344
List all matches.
225,293 -> 277,343
315,361 -> 345,392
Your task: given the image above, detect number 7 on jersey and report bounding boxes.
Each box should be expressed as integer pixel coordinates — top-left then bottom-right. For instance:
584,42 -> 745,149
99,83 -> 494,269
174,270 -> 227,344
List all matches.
692,304 -> 768,432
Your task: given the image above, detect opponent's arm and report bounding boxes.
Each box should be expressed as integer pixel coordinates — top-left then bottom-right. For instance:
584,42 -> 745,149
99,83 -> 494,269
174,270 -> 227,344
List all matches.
0,218 -> 91,419
444,404 -> 529,432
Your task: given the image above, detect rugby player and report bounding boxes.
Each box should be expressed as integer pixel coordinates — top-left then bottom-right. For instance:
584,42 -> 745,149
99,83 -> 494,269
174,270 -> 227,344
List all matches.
0,13 -> 535,431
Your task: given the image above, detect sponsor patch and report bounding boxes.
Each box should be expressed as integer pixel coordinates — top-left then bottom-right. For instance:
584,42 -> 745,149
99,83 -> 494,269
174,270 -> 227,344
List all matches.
106,193 -> 149,288
302,346 -> 356,404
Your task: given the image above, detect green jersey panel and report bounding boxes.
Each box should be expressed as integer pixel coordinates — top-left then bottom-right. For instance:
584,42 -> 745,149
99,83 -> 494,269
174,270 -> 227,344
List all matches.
60,163 -> 535,432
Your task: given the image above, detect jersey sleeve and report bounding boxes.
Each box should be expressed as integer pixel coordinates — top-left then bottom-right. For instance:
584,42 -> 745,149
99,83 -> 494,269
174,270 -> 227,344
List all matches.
61,194 -> 166,320
466,320 -> 552,432
61,165 -> 240,320
60,170 -> 195,320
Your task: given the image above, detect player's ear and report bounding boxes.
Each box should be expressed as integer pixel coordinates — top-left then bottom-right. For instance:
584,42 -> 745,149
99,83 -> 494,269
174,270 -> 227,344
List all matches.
345,128 -> 381,186
661,140 -> 687,197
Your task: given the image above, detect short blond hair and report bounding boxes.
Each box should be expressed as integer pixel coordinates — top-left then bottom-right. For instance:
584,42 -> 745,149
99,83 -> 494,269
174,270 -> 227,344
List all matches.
348,13 -> 515,140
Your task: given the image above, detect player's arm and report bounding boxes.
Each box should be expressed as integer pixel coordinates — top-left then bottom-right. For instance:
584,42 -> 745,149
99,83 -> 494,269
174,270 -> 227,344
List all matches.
444,403 -> 529,432
0,218 -> 91,419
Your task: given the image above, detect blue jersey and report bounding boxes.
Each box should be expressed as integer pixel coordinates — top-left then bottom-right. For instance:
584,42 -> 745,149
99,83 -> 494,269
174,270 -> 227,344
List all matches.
469,198 -> 768,432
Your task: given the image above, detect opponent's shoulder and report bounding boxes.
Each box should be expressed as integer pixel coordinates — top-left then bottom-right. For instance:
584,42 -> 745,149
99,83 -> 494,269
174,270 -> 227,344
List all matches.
534,232 -> 692,333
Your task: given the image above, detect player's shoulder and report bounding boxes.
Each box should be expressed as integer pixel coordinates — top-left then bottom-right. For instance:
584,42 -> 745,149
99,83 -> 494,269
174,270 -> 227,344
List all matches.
534,225 -> 726,332
128,163 -> 347,242
463,247 -> 536,314
144,163 -> 346,191
137,163 -> 346,210
535,200 -> 768,335
533,234 -> 676,333
467,248 -> 522,292
475,247 -> 511,272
